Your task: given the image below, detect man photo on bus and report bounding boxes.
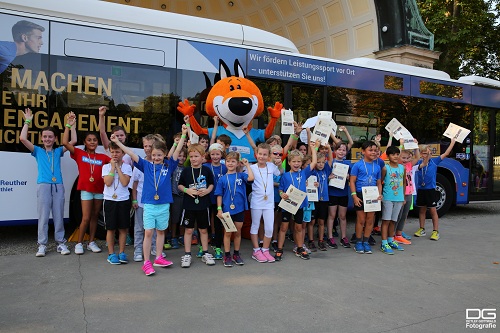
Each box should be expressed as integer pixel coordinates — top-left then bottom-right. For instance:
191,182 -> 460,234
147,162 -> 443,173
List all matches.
0,20 -> 44,74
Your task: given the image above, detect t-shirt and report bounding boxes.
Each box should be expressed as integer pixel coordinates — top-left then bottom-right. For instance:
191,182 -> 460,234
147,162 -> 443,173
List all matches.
273,174 -> 281,203
249,162 -> 281,209
208,126 -> 265,162
403,162 -> 415,195
132,167 -> 144,208
203,163 -> 227,204
171,164 -> 185,197
179,166 -> 214,211
214,172 -> 249,215
351,159 -> 382,192
279,165 -> 313,209
328,159 -> 351,197
0,41 -> 17,74
32,146 -> 64,184
102,163 -> 133,201
382,164 -> 404,202
313,164 -> 331,202
416,157 -> 442,190
71,148 -> 111,193
134,156 -> 178,205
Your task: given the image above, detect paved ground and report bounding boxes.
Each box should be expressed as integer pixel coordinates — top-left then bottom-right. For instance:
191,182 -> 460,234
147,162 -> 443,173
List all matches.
0,203 -> 499,333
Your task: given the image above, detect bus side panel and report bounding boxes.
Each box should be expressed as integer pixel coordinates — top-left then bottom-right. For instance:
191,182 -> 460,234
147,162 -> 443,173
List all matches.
439,158 -> 469,205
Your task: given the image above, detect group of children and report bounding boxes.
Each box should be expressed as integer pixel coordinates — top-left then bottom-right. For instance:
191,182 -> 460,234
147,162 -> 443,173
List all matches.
21,106 -> 457,276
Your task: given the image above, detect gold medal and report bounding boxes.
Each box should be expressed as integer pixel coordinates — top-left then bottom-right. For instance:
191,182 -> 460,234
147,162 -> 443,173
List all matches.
264,195 -> 268,200
112,193 -> 117,199
89,177 -> 94,182
154,194 -> 160,200
230,204 -> 235,210
52,177 -> 57,182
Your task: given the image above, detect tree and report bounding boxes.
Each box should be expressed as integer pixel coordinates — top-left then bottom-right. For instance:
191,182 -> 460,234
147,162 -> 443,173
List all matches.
417,0 -> 500,80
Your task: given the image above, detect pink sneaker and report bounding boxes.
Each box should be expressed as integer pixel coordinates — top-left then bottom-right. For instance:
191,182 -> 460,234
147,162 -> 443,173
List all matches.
262,250 -> 275,263
153,257 -> 173,267
142,260 -> 155,276
251,250 -> 268,263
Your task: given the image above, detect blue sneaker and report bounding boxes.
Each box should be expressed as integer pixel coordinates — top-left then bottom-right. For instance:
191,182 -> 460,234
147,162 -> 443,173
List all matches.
354,242 -> 364,254
118,252 -> 128,263
380,243 -> 394,255
107,253 -> 121,265
171,238 -> 179,249
401,231 -> 412,240
389,241 -> 404,251
363,242 -> 372,254
196,245 -> 203,258
178,236 -> 184,246
214,248 -> 223,260
125,234 -> 133,246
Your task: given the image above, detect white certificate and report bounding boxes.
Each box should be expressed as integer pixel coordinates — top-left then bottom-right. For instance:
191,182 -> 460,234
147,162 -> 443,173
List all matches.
385,118 -> 406,140
302,116 -> 318,129
443,123 -> 471,143
189,131 -> 199,144
317,111 -> 332,119
306,175 -> 318,202
311,117 -> 335,145
219,212 -> 237,232
329,163 -> 349,189
402,137 -> 419,150
281,109 -> 295,134
361,186 -> 381,212
278,185 -> 307,215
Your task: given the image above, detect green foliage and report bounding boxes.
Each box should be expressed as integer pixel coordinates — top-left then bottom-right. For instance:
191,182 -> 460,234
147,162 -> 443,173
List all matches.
417,0 -> 500,80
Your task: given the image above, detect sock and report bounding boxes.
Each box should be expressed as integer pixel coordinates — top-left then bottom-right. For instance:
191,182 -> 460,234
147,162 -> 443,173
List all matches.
262,248 -> 269,252
185,252 -> 191,256
272,240 -> 277,244
203,251 -> 208,255
381,239 -> 388,246
225,252 -> 231,257
356,238 -> 362,243
234,250 -> 240,255
253,247 -> 260,252
388,237 -> 394,243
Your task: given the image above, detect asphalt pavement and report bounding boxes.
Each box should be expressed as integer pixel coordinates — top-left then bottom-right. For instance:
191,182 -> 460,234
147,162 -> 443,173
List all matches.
0,203 -> 499,333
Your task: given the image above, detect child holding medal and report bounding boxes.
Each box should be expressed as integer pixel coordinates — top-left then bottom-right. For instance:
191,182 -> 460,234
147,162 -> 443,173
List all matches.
110,126 -> 187,276
63,117 -> 111,255
20,108 -> 77,257
414,138 -> 456,241
214,152 -> 254,267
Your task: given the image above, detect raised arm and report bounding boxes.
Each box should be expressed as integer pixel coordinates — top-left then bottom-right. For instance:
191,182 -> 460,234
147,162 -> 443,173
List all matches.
210,116 -> 219,145
242,126 -> 257,155
326,142 -> 334,167
110,134 -> 139,163
62,115 -> 76,154
64,112 -> 78,153
283,122 -> 301,153
241,158 -> 254,182
309,140 -> 321,170
98,106 -> 110,151
339,126 -> 353,151
172,125 -> 188,161
411,140 -> 420,166
440,138 -> 456,159
19,108 -> 35,152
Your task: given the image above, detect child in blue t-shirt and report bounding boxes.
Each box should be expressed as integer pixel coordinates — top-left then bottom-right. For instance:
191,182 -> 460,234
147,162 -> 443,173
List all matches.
414,138 -> 456,241
350,140 -> 383,254
380,146 -> 406,254
111,125 -> 187,276
215,152 -> 254,267
276,140 -> 320,261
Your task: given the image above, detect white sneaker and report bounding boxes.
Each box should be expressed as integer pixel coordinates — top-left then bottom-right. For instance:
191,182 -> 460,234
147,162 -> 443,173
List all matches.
74,243 -> 84,255
133,251 -> 143,262
181,254 -> 192,268
36,245 -> 46,257
202,253 -> 215,266
87,241 -> 102,253
57,244 -> 70,255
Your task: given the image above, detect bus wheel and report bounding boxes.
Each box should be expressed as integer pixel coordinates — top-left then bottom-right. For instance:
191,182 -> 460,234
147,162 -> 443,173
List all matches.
435,173 -> 453,217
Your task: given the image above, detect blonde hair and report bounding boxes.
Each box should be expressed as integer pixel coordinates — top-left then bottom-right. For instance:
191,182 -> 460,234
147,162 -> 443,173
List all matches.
188,143 -> 205,156
257,143 -> 271,154
271,145 -> 282,153
287,149 -> 304,162
419,145 -> 431,153
225,151 -> 240,161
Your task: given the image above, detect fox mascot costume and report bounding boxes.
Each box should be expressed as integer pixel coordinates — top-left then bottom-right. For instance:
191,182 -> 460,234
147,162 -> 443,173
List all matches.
177,59 -> 282,162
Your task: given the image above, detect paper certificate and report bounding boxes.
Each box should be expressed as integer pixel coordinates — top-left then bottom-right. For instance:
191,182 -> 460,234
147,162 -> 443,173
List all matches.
361,186 -> 381,212
443,123 -> 471,143
311,117 -> 336,145
281,109 -> 295,134
385,118 -> 406,140
306,175 -> 318,202
278,185 -> 307,215
329,163 -> 349,189
219,212 -> 237,232
189,130 -> 199,144
402,137 -> 419,150
302,116 -> 318,129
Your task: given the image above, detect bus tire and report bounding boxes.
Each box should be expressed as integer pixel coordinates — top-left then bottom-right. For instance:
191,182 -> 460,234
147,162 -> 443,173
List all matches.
435,173 -> 453,217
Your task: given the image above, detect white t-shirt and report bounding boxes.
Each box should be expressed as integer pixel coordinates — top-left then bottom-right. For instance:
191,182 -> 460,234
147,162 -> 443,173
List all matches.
102,163 -> 133,201
249,162 -> 281,209
132,167 -> 144,208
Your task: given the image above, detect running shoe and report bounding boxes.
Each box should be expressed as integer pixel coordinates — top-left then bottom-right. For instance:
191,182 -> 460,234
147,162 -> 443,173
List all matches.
271,242 -> 278,253
308,241 -> 318,252
252,250 -> 268,263
340,237 -> 351,248
380,243 -> 394,255
178,236 -> 184,246
153,256 -> 173,267
414,227 -> 426,237
170,238 -> 180,249
292,245 -> 298,253
224,255 -> 233,267
133,250 -> 143,262
368,235 -> 376,246
202,253 -> 216,265
36,245 -> 46,257
350,233 -> 357,244
372,226 -> 381,235
295,248 -> 310,260
180,254 -> 191,268
318,240 -> 327,251
163,241 -> 172,250
118,252 -> 128,264
274,249 -> 283,261
196,245 -> 203,258
401,231 -> 412,240
303,244 -> 312,254
74,243 -> 84,255
262,250 -> 276,263
56,243 -> 70,255
394,235 -> 411,245
232,253 -> 244,265
214,248 -> 223,260
142,260 -> 155,275
191,233 -> 198,245
389,241 -> 404,251
87,241 -> 102,253
327,237 -> 338,249
107,253 -> 121,265
332,227 -> 339,237
354,242 -> 364,254
363,242 -> 372,254
125,234 -> 133,246
430,230 -> 440,241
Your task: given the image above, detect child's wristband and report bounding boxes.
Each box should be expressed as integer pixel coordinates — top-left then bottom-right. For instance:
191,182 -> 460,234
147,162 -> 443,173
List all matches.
181,134 -> 187,139
183,188 -> 187,193
108,172 -> 115,177
314,147 -> 319,151
186,123 -> 190,127
351,192 -> 357,196
173,143 -> 178,147
24,119 -> 32,125
132,200 -> 138,203
65,123 -> 72,128
217,206 -> 222,211
291,134 -> 298,140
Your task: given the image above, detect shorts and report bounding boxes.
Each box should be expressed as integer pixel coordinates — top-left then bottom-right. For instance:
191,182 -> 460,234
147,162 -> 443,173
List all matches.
315,201 -> 329,221
282,208 -> 304,224
416,189 -> 438,208
352,192 -> 365,211
181,209 -> 210,229
81,190 -> 104,201
381,201 -> 404,222
303,210 -> 312,223
230,211 -> 245,223
143,203 -> 170,230
103,200 -> 130,230
329,195 -> 348,208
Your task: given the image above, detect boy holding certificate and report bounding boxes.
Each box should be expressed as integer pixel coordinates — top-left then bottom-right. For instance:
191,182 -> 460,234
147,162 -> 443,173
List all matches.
277,140 -> 321,260
350,141 -> 383,254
